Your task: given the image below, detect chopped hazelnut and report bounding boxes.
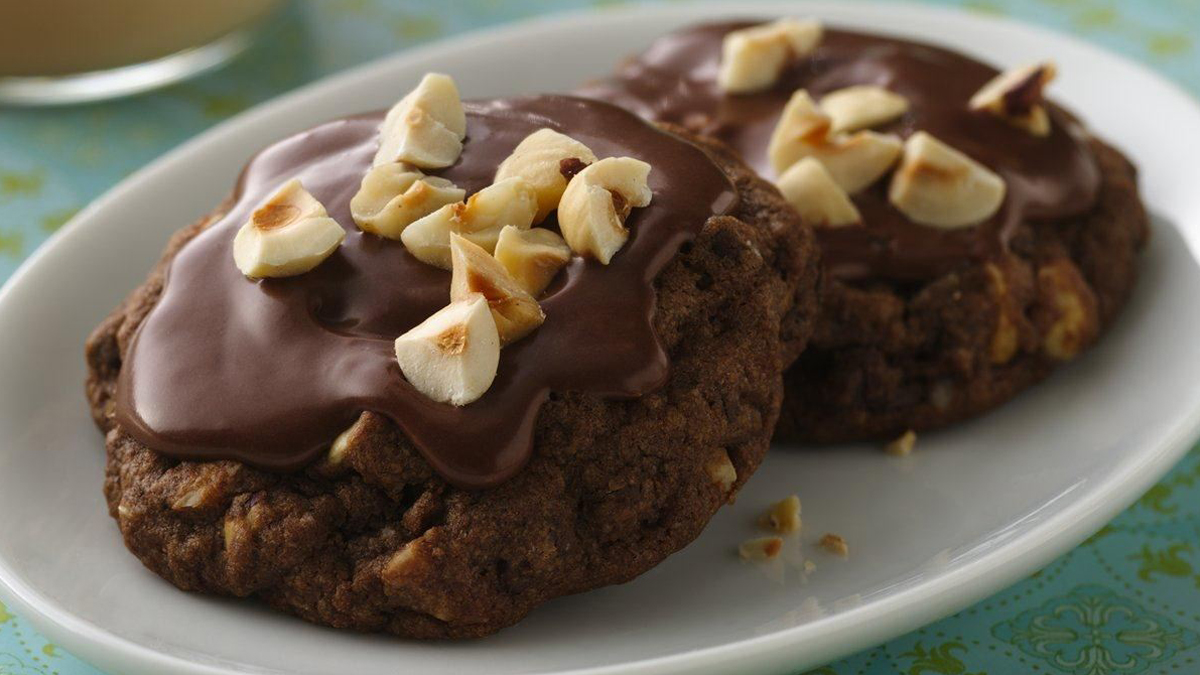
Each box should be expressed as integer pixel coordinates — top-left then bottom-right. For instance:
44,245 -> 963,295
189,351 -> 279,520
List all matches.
350,163 -> 463,239
884,430 -> 917,457
775,157 -> 861,227
494,128 -> 597,222
375,72 -> 466,168
969,62 -> 1057,137
759,495 -> 802,534
820,85 -> 909,134
393,294 -> 500,405
706,451 -> 738,494
718,19 -> 823,94
402,176 -> 539,269
1038,259 -> 1098,360
888,131 -> 1006,229
557,157 -> 652,264
818,533 -> 849,558
739,536 -> 784,561
449,233 -> 545,345
232,178 -> 345,278
768,90 -> 901,192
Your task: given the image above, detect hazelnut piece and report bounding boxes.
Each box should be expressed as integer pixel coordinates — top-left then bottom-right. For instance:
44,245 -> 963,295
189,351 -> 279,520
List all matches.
492,225 -> 571,297
820,85 -> 909,134
557,156 -> 652,264
759,495 -> 802,534
449,233 -> 545,345
706,450 -> 738,495
884,430 -> 916,457
232,178 -> 345,278
767,90 -> 902,192
739,536 -> 784,561
1038,259 -> 1098,360
393,293 -> 500,406
401,176 -> 539,269
818,533 -> 849,558
776,157 -> 862,228
969,62 -> 1057,137
375,72 -> 467,169
888,131 -> 1006,228
718,19 -> 823,94
350,163 -> 464,239
327,414 -> 372,467
985,263 -> 1021,365
494,128 -> 598,223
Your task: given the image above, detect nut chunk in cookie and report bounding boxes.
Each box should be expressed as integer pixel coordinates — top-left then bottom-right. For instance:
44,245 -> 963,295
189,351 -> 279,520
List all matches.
85,75 -> 819,638
582,20 -> 1147,442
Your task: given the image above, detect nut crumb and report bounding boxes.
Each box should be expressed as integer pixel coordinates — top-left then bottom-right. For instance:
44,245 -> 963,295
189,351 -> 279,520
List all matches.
884,429 -> 917,456
803,559 -> 817,574
818,533 -> 849,558
738,536 -> 783,561
759,495 -> 802,534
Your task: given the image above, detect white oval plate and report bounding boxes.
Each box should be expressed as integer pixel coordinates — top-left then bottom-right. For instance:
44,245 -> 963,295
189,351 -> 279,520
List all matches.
3,3 -> 1200,674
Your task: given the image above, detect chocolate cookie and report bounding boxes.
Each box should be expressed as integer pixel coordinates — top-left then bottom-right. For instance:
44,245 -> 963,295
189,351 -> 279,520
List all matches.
85,93 -> 817,637
582,20 -> 1148,442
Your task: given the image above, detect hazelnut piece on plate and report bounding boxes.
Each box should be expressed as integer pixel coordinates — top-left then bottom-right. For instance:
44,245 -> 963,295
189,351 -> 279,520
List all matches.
739,536 -> 784,561
350,163 -> 464,239
557,156 -> 652,264
401,176 -> 539,269
776,157 -> 862,228
232,178 -> 345,278
492,225 -> 571,297
884,429 -> 917,457
818,533 -> 849,558
759,495 -> 803,534
494,128 -> 598,223
375,72 -> 467,169
888,131 -> 1006,228
969,62 -> 1057,137
718,19 -> 823,94
393,293 -> 500,406
449,233 -> 545,345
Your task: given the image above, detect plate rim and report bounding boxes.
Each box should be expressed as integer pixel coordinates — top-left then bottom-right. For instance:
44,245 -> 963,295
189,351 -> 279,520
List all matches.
2,2 -> 1200,674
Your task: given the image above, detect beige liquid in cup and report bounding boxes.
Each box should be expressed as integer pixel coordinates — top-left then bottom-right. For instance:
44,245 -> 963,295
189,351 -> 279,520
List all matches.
0,0 -> 282,77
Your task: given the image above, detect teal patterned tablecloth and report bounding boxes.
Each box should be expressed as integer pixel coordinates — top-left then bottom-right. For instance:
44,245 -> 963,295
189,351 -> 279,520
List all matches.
1,1 -> 1198,673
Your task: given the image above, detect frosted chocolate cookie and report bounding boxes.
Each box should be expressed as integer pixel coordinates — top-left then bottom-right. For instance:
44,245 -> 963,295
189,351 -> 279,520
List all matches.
84,76 -> 818,637
582,20 -> 1148,442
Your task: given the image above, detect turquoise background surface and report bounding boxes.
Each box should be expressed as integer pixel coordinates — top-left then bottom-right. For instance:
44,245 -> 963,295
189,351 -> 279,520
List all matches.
0,1 -> 1198,673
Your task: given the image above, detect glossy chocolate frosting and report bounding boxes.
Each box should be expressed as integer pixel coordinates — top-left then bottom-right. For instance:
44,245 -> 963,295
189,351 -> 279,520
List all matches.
114,96 -> 737,488
579,21 -> 1101,281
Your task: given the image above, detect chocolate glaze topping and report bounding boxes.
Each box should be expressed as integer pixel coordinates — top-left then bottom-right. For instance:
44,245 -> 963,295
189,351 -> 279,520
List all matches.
114,96 -> 736,488
579,21 -> 1101,281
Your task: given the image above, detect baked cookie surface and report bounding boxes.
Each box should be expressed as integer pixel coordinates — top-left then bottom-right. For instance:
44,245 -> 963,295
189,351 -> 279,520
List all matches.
582,21 -> 1148,442
85,93 -> 817,637
779,137 -> 1146,442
